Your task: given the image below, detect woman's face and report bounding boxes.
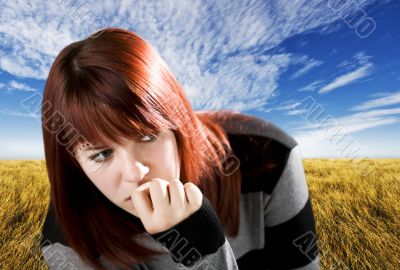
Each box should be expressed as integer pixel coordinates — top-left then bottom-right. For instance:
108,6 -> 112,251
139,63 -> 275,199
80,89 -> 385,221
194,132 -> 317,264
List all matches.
74,129 -> 180,217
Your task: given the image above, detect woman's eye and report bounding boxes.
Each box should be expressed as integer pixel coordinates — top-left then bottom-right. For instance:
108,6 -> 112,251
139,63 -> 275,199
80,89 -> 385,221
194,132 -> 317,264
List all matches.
140,134 -> 157,142
90,149 -> 112,163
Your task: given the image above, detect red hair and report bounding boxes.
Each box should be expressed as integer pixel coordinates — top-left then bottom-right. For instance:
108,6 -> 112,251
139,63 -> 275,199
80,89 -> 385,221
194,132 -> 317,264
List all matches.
41,27 -> 241,270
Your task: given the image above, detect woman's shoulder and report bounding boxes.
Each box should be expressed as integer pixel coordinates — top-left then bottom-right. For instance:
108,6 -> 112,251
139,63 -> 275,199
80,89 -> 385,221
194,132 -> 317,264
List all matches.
203,110 -> 299,194
199,109 -> 297,149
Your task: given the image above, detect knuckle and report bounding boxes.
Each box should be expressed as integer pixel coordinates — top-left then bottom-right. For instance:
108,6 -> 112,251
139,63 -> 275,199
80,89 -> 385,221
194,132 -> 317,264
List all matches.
171,178 -> 182,185
152,178 -> 163,185
184,182 -> 200,194
151,178 -> 163,186
183,182 -> 195,189
150,179 -> 163,190
171,179 -> 183,189
132,189 -> 142,196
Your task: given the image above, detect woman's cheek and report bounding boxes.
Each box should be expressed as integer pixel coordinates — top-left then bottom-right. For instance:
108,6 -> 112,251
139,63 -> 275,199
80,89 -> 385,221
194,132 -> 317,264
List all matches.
83,159 -> 108,175
83,163 -> 112,191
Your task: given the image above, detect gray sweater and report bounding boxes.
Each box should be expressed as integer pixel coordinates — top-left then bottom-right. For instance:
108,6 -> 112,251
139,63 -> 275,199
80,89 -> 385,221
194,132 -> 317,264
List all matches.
39,112 -> 320,269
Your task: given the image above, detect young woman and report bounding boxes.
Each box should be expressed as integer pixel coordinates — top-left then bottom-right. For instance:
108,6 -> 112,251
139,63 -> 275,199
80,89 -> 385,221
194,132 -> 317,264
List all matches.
39,27 -> 320,270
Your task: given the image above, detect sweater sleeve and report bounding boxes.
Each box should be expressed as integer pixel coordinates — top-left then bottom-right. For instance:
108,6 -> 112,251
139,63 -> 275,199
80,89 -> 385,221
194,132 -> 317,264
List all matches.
264,145 -> 320,269
40,196 -> 238,270
149,196 -> 239,269
40,243 -> 96,270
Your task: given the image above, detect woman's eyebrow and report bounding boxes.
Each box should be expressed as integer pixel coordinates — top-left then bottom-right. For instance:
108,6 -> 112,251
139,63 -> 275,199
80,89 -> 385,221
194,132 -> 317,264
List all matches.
81,145 -> 108,152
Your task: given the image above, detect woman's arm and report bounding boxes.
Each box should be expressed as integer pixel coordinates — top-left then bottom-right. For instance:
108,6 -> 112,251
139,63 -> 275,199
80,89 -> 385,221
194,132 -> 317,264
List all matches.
264,145 -> 320,269
40,243 -> 97,270
40,196 -> 238,270
237,145 -> 320,270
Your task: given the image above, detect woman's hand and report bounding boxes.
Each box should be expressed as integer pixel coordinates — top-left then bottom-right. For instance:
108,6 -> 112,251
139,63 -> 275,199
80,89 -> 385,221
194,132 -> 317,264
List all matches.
130,178 -> 203,234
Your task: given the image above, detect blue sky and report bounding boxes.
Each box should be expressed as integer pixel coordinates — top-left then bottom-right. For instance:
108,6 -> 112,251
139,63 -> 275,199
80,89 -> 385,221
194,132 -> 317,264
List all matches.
0,0 -> 399,159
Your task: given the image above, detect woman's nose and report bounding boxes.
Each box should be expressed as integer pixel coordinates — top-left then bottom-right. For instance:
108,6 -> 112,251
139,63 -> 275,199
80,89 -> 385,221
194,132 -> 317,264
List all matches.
120,151 -> 149,183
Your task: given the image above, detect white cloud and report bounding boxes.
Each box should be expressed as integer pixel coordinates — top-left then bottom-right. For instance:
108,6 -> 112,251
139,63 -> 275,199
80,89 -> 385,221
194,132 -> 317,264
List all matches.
319,51 -> 373,94
8,80 -> 36,92
273,100 -> 312,116
297,80 -> 324,92
0,0 -> 377,113
275,100 -> 301,110
286,109 -> 308,116
291,57 -> 323,79
302,108 -> 400,131
337,51 -> 372,70
0,80 -> 37,94
0,108 -> 39,118
319,64 -> 372,94
351,91 -> 400,111
292,107 -> 400,157
0,0 -> 387,159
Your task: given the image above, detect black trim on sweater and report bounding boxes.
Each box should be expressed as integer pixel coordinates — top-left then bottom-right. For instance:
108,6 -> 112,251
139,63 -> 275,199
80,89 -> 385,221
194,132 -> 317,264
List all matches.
227,133 -> 293,194
39,203 -> 67,248
150,196 -> 226,267
236,198 -> 319,269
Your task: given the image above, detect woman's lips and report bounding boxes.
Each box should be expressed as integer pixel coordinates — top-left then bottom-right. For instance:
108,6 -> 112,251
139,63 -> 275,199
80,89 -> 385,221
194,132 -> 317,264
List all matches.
138,179 -> 151,186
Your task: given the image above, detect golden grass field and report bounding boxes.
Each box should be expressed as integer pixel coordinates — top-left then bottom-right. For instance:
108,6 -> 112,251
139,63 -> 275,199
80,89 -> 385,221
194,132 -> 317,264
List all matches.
0,159 -> 399,269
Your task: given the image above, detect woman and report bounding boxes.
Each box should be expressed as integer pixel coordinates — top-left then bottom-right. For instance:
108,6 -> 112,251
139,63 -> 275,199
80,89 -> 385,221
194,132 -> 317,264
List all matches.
39,27 -> 320,270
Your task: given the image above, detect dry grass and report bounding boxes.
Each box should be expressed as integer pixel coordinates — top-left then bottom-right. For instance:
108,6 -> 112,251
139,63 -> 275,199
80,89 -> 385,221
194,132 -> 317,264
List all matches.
304,158 -> 400,269
0,160 -> 50,269
0,159 -> 399,269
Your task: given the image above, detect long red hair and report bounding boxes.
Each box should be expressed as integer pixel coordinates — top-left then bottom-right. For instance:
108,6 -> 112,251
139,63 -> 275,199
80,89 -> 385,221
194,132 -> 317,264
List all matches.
41,27 -> 241,270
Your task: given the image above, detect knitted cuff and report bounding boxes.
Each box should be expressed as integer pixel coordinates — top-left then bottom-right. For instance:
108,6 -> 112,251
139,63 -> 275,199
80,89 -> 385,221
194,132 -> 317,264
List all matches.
150,196 -> 226,267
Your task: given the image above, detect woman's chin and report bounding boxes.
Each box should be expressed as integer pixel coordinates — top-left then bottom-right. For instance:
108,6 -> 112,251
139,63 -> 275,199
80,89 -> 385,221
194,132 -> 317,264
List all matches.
121,202 -> 139,218
127,207 -> 138,217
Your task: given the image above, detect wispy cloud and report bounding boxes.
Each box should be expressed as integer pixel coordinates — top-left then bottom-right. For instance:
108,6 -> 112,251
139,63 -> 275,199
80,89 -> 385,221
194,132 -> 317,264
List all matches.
274,100 -> 308,116
319,65 -> 372,93
292,107 -> 400,158
291,56 -> 323,79
0,80 -> 37,93
286,109 -> 309,116
319,52 -> 373,94
0,108 -> 39,118
351,91 -> 400,111
8,80 -> 36,92
294,107 -> 400,140
337,51 -> 372,70
297,80 -> 324,92
0,0 -> 378,112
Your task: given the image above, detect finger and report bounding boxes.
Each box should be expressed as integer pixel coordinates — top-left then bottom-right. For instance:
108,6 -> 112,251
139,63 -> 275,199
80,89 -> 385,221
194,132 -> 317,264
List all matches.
131,182 -> 153,219
184,182 -> 203,209
149,178 -> 170,213
169,179 -> 185,208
